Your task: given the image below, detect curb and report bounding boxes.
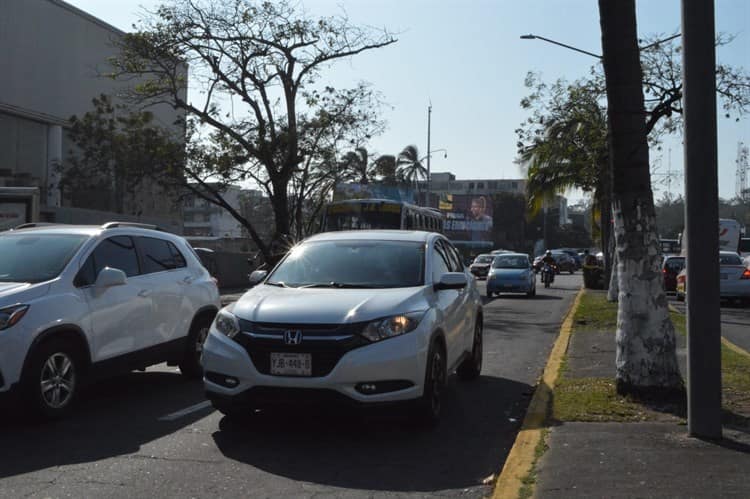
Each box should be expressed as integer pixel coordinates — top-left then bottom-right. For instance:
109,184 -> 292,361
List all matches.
492,287 -> 585,499
668,304 -> 750,360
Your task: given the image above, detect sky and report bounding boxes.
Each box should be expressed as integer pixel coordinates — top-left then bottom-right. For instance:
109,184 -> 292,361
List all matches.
66,0 -> 750,203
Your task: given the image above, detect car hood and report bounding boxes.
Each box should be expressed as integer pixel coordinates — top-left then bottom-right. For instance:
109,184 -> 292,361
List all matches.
232,285 -> 429,324
0,282 -> 51,306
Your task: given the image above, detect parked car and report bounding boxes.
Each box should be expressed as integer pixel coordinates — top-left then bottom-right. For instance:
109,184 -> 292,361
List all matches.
555,248 -> 583,270
533,251 -> 575,274
676,251 -> 750,304
662,255 -> 685,293
0,222 -> 221,418
201,230 -> 484,426
469,254 -> 495,279
486,253 -> 536,298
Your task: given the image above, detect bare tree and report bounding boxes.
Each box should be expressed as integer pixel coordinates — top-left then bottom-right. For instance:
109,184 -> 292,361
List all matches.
108,0 -> 396,262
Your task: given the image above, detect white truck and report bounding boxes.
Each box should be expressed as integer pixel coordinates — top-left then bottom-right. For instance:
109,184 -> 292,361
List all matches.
679,218 -> 742,256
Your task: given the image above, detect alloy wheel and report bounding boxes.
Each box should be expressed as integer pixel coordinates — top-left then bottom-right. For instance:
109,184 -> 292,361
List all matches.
40,352 -> 76,409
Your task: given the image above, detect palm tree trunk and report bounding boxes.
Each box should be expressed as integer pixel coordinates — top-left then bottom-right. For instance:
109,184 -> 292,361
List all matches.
598,0 -> 683,395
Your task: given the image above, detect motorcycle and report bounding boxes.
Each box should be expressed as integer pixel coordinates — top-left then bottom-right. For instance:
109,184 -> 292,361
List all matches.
541,263 -> 556,288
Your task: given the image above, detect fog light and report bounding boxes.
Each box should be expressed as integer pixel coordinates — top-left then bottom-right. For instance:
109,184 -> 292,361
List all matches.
205,371 -> 239,388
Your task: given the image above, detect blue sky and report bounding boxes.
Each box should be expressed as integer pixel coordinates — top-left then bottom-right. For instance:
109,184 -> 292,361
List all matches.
67,0 -> 749,202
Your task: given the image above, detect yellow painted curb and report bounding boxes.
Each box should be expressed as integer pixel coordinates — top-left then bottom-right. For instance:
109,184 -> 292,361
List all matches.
721,337 -> 750,360
492,287 -> 585,499
669,304 -> 750,360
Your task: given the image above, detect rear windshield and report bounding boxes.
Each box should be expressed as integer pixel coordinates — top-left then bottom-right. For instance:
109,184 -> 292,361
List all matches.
474,255 -> 494,264
719,254 -> 743,266
492,255 -> 530,269
0,233 -> 88,283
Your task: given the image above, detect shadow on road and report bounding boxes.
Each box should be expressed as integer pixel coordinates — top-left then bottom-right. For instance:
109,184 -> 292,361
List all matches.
212,375 -> 532,493
0,370 -> 210,479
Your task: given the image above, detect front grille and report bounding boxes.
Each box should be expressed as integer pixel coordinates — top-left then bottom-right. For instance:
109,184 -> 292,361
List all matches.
234,320 -> 370,377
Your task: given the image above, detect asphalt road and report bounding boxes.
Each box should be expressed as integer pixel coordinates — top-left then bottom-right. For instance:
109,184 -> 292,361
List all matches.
0,274 -> 580,499
669,296 -> 750,353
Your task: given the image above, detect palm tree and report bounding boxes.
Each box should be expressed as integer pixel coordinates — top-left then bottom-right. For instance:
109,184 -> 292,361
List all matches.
598,0 -> 682,395
396,145 -> 427,190
372,154 -> 399,184
340,147 -> 371,184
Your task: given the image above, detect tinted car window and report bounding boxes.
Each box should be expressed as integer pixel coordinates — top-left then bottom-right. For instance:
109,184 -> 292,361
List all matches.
720,254 -> 743,266
493,255 -> 530,269
169,242 -> 187,268
138,237 -> 183,274
432,244 -> 452,283
92,236 -> 140,278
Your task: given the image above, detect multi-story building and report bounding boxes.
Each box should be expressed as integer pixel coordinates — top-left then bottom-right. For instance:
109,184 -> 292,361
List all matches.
0,0 -> 186,232
183,185 -> 274,253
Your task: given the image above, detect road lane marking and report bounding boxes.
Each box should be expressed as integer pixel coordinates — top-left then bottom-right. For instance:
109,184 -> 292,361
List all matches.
158,400 -> 213,421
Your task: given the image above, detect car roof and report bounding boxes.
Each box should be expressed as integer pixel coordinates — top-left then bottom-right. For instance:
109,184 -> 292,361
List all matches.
494,252 -> 529,257
304,230 -> 434,243
1,224 -> 182,241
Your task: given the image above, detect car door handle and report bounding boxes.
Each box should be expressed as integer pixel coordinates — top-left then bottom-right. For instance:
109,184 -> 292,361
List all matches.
182,276 -> 195,284
138,289 -> 152,297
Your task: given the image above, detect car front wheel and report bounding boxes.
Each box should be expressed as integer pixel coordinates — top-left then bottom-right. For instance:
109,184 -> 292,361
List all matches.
179,316 -> 213,379
23,339 -> 82,419
412,341 -> 446,427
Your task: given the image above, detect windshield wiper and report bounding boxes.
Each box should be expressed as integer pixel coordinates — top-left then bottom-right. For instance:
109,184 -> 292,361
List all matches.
297,282 -> 374,289
265,281 -> 289,288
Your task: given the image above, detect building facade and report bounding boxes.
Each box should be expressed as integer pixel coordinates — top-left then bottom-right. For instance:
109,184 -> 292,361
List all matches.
0,0 -> 185,232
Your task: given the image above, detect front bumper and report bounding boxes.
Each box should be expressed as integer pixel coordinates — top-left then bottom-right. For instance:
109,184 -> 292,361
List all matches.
201,326 -> 427,406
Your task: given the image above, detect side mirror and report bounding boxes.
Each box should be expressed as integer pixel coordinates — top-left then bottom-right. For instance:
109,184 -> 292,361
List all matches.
95,267 -> 127,288
248,270 -> 268,286
434,272 -> 467,291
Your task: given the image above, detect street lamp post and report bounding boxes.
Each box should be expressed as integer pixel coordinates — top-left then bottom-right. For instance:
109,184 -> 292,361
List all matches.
426,104 -> 432,207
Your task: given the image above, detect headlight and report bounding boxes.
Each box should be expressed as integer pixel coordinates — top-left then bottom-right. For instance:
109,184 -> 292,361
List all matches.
0,304 -> 29,331
360,312 -> 424,342
214,309 -> 241,339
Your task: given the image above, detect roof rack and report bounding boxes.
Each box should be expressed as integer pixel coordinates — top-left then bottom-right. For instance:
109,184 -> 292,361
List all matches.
101,221 -> 161,231
12,223 -> 61,230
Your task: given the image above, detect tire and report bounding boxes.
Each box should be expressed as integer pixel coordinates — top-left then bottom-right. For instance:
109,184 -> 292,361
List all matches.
527,285 -> 536,298
22,338 -> 83,420
458,320 -> 482,381
486,289 -> 493,298
412,340 -> 446,427
569,267 -> 575,275
179,315 -> 213,380
544,280 -> 550,288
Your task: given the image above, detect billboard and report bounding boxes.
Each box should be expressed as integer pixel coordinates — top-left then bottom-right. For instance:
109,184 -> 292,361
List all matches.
334,183 -> 415,204
438,194 -> 493,242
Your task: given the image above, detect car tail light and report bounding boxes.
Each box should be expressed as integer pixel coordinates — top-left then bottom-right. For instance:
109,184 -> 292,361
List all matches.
741,269 -> 750,280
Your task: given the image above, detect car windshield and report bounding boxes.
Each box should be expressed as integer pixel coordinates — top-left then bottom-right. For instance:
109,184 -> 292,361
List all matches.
267,240 -> 425,288
0,233 -> 88,283
475,255 -> 493,264
492,255 -> 529,269
719,254 -> 743,266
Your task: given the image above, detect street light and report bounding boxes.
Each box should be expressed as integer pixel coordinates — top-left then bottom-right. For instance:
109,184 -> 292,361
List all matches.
520,32 -> 682,60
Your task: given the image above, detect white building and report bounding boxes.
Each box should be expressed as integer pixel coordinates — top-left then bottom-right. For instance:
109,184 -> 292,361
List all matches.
0,0 -> 186,231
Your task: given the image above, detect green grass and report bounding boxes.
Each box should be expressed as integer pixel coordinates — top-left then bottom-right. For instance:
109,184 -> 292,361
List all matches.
553,289 -> 750,425
572,291 -> 617,331
518,428 -> 550,499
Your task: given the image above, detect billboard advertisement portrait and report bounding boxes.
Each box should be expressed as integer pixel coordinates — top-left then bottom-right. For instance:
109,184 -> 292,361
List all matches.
439,194 -> 493,242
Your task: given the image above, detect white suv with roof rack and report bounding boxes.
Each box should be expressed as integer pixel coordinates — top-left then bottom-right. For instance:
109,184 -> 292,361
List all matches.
0,222 -> 221,419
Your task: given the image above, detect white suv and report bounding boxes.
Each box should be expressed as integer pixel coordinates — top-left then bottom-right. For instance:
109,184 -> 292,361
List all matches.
202,230 -> 483,426
0,222 -> 221,418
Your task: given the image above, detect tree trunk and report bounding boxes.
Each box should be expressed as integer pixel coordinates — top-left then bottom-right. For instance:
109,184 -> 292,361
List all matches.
598,0 -> 683,395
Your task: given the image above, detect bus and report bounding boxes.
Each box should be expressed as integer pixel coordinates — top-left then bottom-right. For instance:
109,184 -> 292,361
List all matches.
321,199 -> 444,233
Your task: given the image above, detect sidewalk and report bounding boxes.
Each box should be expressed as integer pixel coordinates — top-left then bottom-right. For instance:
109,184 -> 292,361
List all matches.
504,289 -> 750,498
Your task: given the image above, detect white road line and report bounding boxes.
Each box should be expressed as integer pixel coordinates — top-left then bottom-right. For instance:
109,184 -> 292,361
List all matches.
158,400 -> 213,421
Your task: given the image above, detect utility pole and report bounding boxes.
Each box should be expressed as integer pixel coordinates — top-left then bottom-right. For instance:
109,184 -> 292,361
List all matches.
682,0 -> 722,439
426,103 -> 432,208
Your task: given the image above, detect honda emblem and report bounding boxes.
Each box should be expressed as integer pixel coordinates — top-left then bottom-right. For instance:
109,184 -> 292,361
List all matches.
284,329 -> 303,345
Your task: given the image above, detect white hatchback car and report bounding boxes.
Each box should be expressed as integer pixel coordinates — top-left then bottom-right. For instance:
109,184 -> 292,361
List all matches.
0,222 -> 221,418
202,230 -> 484,426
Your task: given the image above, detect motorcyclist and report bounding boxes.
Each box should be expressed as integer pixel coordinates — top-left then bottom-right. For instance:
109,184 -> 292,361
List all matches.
541,250 -> 557,282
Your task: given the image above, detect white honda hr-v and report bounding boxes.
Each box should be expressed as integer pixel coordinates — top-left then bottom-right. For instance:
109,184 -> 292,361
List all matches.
202,230 -> 484,426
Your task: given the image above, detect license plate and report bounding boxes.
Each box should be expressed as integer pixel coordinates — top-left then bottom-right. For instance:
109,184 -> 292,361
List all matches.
270,353 -> 312,376
720,273 -> 728,280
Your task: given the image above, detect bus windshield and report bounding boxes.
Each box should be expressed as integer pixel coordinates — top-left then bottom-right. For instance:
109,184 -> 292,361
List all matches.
323,202 -> 402,231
